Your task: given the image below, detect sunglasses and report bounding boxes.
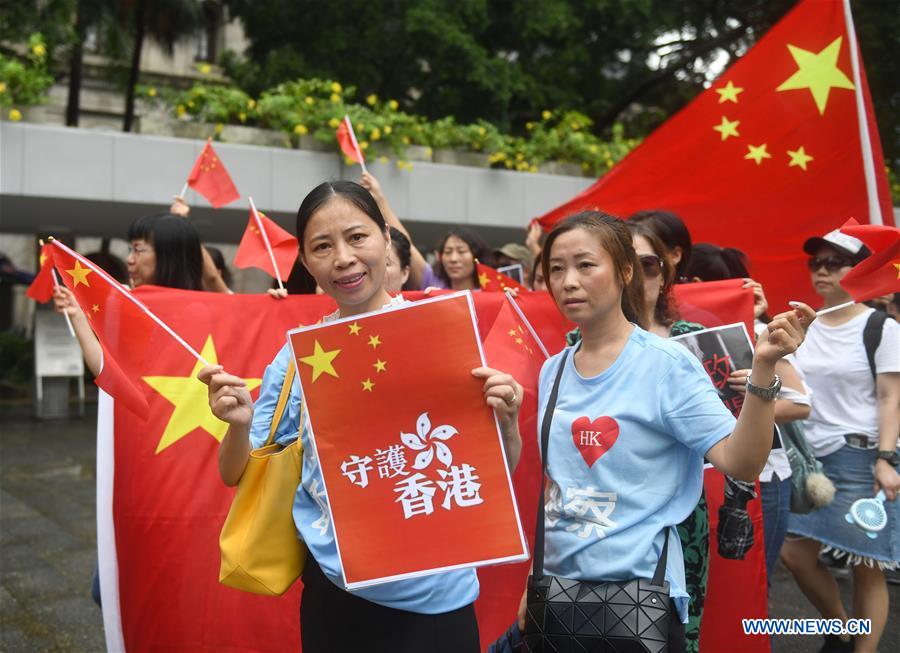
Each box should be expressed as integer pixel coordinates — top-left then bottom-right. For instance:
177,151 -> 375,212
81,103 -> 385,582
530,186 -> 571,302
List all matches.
807,255 -> 852,272
639,255 -> 663,279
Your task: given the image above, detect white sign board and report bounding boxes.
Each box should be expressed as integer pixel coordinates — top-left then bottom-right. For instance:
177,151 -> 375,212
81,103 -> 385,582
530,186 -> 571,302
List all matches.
34,310 -> 84,377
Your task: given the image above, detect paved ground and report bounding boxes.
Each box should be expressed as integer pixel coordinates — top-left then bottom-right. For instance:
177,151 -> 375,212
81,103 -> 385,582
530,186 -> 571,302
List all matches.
1,408 -> 897,652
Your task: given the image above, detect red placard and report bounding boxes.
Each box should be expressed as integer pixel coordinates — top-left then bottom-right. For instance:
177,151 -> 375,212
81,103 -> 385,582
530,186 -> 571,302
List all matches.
288,292 -> 528,588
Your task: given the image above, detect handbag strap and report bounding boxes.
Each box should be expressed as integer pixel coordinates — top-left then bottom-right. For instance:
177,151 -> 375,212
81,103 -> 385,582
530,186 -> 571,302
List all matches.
265,359 -> 296,447
532,349 -> 670,587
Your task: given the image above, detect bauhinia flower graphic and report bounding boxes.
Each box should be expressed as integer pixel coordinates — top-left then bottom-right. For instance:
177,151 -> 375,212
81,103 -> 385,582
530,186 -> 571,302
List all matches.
401,412 -> 458,469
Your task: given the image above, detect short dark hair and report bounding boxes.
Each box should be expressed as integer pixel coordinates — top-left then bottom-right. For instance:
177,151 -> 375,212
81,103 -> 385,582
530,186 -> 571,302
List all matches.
434,228 -> 489,287
629,210 -> 692,281
388,227 -> 411,270
296,181 -> 386,250
127,213 -> 203,290
542,212 -> 647,329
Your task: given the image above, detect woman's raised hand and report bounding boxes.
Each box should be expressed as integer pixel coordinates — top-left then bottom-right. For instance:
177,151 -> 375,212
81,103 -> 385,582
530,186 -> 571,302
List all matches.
754,303 -> 816,365
52,285 -> 83,319
197,365 -> 253,428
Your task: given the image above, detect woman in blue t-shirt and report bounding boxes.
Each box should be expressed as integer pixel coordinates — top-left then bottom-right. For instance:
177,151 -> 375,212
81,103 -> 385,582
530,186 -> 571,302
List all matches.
518,212 -> 813,651
199,181 -> 523,653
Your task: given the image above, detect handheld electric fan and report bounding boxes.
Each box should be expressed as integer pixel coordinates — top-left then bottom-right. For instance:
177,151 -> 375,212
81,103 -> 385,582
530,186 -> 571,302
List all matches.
844,490 -> 888,539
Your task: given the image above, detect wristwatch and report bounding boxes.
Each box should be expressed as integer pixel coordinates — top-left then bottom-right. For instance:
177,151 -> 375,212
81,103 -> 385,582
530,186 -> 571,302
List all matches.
876,450 -> 900,467
745,374 -> 782,401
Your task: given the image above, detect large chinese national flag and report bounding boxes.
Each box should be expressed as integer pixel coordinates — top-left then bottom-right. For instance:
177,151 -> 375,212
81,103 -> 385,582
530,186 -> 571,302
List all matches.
98,288 -> 337,652
536,0 -> 893,312
287,293 -> 527,588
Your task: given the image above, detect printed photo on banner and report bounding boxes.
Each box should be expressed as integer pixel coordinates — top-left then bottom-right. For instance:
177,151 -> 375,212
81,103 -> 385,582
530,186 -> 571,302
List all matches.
671,322 -> 754,417
287,292 -> 528,589
496,263 -> 525,285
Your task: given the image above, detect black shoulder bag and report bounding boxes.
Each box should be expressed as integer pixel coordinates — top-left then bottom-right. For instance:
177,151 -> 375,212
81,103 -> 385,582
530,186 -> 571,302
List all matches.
523,350 -> 673,653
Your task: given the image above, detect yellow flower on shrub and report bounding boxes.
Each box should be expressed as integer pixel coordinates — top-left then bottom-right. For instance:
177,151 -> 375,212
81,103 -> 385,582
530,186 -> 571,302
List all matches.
541,110 -> 551,121
526,122 -> 534,130
360,141 -> 369,150
370,128 -> 381,141
32,43 -> 46,58
0,82 -> 7,94
515,152 -> 525,161
305,96 -> 314,105
606,158 -> 614,168
383,125 -> 392,135
396,160 -> 406,169
239,112 -> 247,123
176,105 -> 186,118
366,94 -> 377,106
378,156 -> 389,164
198,63 -> 212,75
247,99 -> 256,109
478,127 -> 486,136
330,93 -> 341,104
328,118 -> 340,128
589,144 -> 598,154
294,124 -> 308,135
331,82 -> 342,93
215,123 -> 224,135
187,100 -> 195,108
529,165 -> 538,173
147,87 -> 157,97
388,100 -> 399,111
401,136 -> 410,145
9,108 -> 22,121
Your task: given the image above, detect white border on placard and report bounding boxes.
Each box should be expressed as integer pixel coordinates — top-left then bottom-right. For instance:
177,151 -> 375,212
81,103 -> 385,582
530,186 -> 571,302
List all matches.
286,290 -> 529,590
497,263 -> 525,285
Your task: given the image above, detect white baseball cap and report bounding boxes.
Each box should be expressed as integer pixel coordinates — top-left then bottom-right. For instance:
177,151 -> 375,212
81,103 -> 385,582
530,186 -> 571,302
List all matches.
803,228 -> 867,260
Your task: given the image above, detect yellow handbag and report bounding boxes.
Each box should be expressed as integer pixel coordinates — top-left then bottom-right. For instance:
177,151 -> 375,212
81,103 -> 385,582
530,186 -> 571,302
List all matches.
219,359 -> 308,595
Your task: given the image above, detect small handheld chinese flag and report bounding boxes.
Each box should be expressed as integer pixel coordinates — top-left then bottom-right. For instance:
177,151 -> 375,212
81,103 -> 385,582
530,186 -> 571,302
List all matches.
476,262 -> 528,293
186,140 -> 240,208
27,243 -> 55,302
839,218 -> 900,302
233,208 -> 299,282
336,115 -> 367,172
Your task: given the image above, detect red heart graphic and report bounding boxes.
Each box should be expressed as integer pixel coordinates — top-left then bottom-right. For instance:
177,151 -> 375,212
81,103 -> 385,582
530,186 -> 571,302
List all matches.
571,416 -> 620,468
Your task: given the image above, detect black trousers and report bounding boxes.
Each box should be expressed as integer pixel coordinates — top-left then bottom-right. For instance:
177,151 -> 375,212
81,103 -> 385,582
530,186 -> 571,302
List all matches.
300,557 -> 480,653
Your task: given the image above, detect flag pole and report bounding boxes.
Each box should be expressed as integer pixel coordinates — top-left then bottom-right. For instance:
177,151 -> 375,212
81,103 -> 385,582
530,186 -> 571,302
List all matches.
48,238 -> 211,367
813,300 -> 856,316
504,290 -> 551,359
248,197 -> 285,291
179,182 -> 188,199
344,115 -> 368,175
40,239 -> 76,338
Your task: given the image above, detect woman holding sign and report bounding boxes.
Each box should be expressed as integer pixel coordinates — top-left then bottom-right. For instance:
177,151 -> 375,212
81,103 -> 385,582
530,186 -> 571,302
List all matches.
518,212 -> 813,652
199,181 -> 522,653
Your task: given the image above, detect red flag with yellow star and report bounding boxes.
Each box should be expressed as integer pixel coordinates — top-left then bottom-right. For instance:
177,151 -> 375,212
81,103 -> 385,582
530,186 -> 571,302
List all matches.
536,0 -> 893,311
48,240 -> 153,417
336,115 -> 365,166
26,243 -> 55,302
839,218 -> 900,301
287,292 -> 528,588
187,140 -> 240,208
99,288 -> 337,652
233,209 -> 299,282
475,294 -> 548,639
476,261 -> 529,293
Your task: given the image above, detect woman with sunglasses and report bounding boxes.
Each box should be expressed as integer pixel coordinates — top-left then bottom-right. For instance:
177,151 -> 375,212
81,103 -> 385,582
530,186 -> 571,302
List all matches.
780,229 -> 899,653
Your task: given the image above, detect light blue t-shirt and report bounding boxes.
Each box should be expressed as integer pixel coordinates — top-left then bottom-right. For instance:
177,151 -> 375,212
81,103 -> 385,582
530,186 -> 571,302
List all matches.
537,326 -> 735,623
250,343 -> 479,614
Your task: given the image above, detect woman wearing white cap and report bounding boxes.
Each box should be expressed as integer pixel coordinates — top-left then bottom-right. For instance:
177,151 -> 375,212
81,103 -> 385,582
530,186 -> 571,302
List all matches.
780,228 -> 900,653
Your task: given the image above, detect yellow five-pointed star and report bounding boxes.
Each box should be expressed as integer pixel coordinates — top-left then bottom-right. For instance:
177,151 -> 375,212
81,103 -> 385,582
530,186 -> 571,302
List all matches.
776,37 -> 854,115
893,262 -> 900,279
713,116 -> 740,141
39,252 -> 47,267
716,81 -> 743,104
143,335 -> 261,454
478,272 -> 490,288
507,329 -> 517,337
91,304 -> 100,313
348,322 -> 362,335
745,144 -> 772,165
300,340 -> 341,382
515,337 -> 523,345
361,378 -> 375,392
367,335 -> 381,349
66,260 -> 93,287
787,146 -> 814,171
373,359 -> 387,372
